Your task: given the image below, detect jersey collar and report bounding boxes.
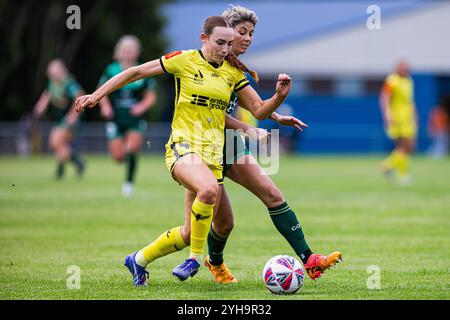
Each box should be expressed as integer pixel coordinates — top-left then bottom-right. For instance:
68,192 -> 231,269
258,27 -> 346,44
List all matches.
198,50 -> 223,69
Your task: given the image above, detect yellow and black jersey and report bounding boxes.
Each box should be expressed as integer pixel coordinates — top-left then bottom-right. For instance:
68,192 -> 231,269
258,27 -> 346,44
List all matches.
383,73 -> 414,123
382,73 -> 416,139
160,49 -> 249,170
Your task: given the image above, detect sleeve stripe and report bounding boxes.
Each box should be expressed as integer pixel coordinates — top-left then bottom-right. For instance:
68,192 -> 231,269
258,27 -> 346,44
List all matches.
234,78 -> 247,88
159,58 -> 168,73
235,81 -> 250,92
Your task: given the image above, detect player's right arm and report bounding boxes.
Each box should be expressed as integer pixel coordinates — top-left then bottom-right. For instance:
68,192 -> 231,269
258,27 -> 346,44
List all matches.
225,114 -> 270,144
33,90 -> 51,119
380,77 -> 393,128
76,59 -> 164,113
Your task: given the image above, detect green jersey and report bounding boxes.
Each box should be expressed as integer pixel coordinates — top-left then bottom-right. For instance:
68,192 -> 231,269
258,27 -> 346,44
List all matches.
48,76 -> 83,123
99,62 -> 156,128
226,91 -> 239,116
223,91 -> 251,174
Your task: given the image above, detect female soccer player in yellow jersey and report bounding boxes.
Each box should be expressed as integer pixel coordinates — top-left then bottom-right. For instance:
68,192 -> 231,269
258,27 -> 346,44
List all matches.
380,60 -> 418,185
75,15 -> 291,286
134,6 -> 342,284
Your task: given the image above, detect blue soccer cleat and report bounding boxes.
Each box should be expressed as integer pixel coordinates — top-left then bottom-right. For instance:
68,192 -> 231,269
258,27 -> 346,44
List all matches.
124,252 -> 149,286
172,258 -> 201,281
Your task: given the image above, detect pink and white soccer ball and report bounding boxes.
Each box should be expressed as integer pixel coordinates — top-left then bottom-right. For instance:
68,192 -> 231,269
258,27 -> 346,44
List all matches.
262,255 -> 305,294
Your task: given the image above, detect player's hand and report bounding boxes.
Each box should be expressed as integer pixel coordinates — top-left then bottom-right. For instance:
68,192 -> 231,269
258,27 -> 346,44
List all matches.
277,115 -> 308,131
245,127 -> 271,145
75,95 -> 98,113
275,73 -> 291,98
130,104 -> 146,117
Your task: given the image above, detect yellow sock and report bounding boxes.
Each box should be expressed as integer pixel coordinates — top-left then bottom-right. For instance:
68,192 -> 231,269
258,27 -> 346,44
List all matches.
190,198 -> 214,261
396,152 -> 409,177
384,150 -> 401,170
136,226 -> 188,267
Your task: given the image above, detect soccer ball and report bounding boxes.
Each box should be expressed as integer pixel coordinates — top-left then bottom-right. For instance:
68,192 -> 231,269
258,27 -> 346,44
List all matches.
262,255 -> 305,294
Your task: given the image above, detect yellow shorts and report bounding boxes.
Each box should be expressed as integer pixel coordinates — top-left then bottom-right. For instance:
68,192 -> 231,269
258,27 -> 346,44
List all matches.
165,141 -> 224,185
387,121 -> 417,140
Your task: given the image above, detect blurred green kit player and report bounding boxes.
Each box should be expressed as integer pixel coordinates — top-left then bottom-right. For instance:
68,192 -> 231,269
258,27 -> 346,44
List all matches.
99,35 -> 157,196
33,59 -> 85,179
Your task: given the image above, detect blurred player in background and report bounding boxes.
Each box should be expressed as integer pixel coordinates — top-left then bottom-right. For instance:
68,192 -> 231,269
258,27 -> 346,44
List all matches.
99,36 -> 157,196
380,60 -> 418,185
427,96 -> 449,159
33,59 -> 85,180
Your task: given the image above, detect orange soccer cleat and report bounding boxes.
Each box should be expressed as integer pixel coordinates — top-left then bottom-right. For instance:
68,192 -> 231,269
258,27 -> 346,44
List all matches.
304,251 -> 343,281
204,256 -> 238,284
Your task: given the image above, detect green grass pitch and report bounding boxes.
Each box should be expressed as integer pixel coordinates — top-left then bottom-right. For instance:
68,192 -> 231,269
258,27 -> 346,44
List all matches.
0,155 -> 449,299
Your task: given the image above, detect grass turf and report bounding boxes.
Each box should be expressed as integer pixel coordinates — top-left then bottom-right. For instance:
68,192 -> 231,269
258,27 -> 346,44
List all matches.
0,155 -> 449,299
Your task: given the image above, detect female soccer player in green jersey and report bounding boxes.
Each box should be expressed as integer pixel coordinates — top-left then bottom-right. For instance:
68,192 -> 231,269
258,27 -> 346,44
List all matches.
98,36 -> 158,196
33,59 -> 85,180
130,6 -> 341,285
75,15 -> 291,286
191,5 -> 341,283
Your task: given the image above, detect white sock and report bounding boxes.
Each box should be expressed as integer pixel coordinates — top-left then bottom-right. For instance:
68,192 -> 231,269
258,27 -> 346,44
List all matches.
189,253 -> 203,263
135,250 -> 149,268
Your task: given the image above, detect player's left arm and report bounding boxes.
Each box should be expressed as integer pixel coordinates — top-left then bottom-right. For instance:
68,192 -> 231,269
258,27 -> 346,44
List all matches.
66,82 -> 85,125
269,112 -> 308,131
236,73 -> 291,120
66,92 -> 85,125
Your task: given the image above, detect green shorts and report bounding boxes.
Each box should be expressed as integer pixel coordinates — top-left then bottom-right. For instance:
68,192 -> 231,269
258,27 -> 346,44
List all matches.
54,117 -> 80,132
223,132 -> 251,176
105,120 -> 147,140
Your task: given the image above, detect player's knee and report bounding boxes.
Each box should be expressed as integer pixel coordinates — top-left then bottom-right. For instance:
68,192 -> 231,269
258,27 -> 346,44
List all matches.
216,219 -> 234,236
55,146 -> 70,162
197,183 -> 219,204
112,153 -> 125,163
181,226 -> 191,245
263,185 -> 284,207
127,144 -> 141,154
49,138 -> 61,151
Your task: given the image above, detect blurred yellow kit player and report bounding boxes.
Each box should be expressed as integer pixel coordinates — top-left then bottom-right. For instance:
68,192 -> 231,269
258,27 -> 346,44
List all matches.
380,61 -> 418,184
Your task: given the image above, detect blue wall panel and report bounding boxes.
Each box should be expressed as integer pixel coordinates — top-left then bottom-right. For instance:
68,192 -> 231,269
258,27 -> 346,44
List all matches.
259,74 -> 439,154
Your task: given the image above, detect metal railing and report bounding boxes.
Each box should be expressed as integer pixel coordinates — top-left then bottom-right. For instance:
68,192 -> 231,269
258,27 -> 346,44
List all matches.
0,121 -> 172,156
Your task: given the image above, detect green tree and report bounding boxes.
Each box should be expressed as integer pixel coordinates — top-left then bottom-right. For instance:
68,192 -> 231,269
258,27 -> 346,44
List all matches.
0,0 -> 172,121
